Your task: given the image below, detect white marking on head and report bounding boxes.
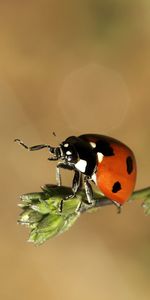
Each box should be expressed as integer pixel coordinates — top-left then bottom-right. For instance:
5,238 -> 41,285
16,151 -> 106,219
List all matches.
64,143 -> 69,147
97,152 -> 104,163
90,142 -> 96,148
91,173 -> 97,184
75,159 -> 87,173
66,150 -> 72,155
67,157 -> 72,161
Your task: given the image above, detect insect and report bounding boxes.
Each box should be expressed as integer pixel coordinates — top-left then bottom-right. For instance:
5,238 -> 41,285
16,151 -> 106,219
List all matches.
15,134 -> 137,211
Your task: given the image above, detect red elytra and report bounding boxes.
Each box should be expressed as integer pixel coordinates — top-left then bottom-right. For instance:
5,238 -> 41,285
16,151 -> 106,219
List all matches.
80,135 -> 137,205
97,142 -> 136,204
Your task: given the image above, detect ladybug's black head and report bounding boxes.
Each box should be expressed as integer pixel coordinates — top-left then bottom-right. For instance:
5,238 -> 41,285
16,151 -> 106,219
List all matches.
60,140 -> 78,164
47,137 -> 79,164
59,136 -> 97,176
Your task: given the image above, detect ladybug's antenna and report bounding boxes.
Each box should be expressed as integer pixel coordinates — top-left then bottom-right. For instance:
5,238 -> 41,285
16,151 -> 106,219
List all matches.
51,131 -> 61,145
52,131 -> 57,137
14,139 -> 55,153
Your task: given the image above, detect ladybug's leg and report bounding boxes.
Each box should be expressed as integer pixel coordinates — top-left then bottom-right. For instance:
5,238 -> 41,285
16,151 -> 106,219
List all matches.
56,162 -> 74,186
59,171 -> 81,213
112,201 -> 122,214
59,171 -> 82,213
83,176 -> 93,204
72,170 -> 82,195
56,166 -> 82,213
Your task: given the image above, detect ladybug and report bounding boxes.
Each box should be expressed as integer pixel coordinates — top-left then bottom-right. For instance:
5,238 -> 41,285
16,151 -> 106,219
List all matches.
15,134 -> 137,210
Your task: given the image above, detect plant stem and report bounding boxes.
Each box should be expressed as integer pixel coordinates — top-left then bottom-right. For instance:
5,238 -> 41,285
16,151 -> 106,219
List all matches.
75,186 -> 150,213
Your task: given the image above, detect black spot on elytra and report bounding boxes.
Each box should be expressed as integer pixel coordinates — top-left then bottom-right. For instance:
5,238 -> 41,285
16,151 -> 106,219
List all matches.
96,140 -> 114,156
112,181 -> 122,193
126,156 -> 133,174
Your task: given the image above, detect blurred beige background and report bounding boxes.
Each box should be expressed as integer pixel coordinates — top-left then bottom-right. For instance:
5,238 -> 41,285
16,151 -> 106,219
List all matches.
1,1 -> 150,299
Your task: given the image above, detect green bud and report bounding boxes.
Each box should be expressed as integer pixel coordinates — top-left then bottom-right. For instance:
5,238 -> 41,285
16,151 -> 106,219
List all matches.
18,208 -> 43,225
20,192 -> 49,205
60,213 -> 80,234
28,215 -> 64,245
61,197 -> 81,215
28,228 -> 59,245
37,214 -> 64,233
142,198 -> 150,215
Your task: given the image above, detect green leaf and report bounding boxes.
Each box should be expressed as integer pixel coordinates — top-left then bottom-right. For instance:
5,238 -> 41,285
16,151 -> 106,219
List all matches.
37,214 -> 64,233
61,197 -> 81,215
28,215 -> 64,245
142,197 -> 150,215
60,213 -> 80,234
28,212 -> 80,245
20,192 -> 48,204
28,227 -> 60,245
18,208 -> 43,225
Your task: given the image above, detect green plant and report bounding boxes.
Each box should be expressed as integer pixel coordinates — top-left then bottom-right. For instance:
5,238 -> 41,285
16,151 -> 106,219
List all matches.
18,184 -> 150,245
